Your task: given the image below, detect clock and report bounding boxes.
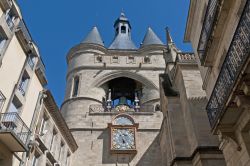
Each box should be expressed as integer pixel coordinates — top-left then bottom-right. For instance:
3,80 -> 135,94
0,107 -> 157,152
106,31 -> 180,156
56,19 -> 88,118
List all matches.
109,114 -> 138,154
111,128 -> 136,151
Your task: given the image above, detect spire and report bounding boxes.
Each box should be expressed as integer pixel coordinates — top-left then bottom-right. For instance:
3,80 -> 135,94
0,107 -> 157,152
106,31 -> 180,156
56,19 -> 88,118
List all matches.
141,27 -> 163,46
109,12 -> 137,50
82,26 -> 104,46
166,27 -> 174,44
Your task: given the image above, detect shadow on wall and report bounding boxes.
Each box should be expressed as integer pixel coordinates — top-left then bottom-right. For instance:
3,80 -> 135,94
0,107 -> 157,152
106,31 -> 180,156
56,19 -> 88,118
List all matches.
98,129 -> 162,165
136,133 -> 162,166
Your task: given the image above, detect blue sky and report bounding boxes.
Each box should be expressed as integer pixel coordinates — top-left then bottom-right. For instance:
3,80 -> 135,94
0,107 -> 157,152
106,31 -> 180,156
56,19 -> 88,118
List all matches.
18,0 -> 192,106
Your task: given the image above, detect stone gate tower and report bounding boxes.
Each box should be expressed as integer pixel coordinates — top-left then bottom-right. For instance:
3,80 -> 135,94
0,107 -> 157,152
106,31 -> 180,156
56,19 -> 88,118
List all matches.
61,13 -> 166,165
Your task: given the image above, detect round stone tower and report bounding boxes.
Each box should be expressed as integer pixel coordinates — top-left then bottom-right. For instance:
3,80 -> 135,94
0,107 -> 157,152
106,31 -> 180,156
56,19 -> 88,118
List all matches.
61,13 -> 166,166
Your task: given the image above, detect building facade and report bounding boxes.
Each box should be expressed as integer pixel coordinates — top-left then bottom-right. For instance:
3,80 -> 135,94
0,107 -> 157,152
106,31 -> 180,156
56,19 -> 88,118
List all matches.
185,0 -> 250,165
61,12 -> 225,166
0,1 -> 77,166
2,0 -> 248,165
61,13 -> 165,166
159,37 -> 226,165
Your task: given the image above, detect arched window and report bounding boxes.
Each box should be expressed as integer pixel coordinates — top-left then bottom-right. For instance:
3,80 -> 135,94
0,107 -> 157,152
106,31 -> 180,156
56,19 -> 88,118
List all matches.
72,76 -> 79,97
121,26 -> 126,33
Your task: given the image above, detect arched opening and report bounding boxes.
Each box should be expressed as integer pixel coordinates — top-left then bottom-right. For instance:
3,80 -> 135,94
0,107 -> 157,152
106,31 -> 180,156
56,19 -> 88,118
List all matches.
106,77 -> 143,108
121,26 -> 126,33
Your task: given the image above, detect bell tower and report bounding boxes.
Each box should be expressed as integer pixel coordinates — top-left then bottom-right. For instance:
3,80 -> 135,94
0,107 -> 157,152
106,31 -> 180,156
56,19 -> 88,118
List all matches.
61,13 -> 166,165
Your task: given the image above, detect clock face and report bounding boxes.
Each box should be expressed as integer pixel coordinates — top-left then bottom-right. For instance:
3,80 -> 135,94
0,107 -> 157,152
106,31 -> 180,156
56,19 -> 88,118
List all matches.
112,128 -> 135,150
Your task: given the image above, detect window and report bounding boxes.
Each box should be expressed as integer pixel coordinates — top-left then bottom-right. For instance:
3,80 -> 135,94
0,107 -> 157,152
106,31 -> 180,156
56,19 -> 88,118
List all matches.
50,129 -> 57,150
127,56 -> 135,64
18,70 -> 30,96
58,141 -> 65,161
8,95 -> 22,113
39,114 -> 48,136
0,91 -> 5,112
72,76 -> 79,97
5,9 -> 15,30
121,26 -> 126,33
0,31 -> 7,53
31,156 -> 38,166
31,150 -> 41,166
95,55 -> 102,63
143,56 -> 151,64
112,56 -> 119,63
27,54 -> 36,70
65,152 -> 71,166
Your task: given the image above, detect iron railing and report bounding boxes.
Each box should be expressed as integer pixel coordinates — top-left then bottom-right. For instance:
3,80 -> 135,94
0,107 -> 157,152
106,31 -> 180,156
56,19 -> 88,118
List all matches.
197,0 -> 220,64
0,112 -> 31,148
18,84 -> 26,96
207,0 -> 250,128
89,104 -> 155,113
0,92 -> 5,112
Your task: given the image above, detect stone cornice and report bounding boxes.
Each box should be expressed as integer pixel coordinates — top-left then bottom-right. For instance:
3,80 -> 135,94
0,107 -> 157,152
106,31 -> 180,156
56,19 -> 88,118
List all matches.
44,90 -> 78,152
67,43 -> 107,64
66,66 -> 165,81
184,0 -> 198,42
60,96 -> 102,109
67,43 -> 167,64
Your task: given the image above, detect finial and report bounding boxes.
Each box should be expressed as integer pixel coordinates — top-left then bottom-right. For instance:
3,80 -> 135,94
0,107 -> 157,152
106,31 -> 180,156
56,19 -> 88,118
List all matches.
165,26 -> 174,44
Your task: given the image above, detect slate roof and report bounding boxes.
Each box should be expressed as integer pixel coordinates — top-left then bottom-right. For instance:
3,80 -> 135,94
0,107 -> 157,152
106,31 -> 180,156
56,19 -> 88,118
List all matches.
109,13 -> 137,50
109,34 -> 137,50
82,26 -> 104,46
141,27 -> 163,46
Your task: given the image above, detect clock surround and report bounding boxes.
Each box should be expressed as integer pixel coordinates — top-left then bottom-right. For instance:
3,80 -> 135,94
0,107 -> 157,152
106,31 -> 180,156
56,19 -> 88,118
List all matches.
108,114 -> 138,154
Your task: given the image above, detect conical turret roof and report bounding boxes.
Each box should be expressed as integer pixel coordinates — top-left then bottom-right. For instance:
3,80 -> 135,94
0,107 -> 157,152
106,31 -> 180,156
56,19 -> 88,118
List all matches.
141,27 -> 163,46
166,27 -> 174,44
82,26 -> 104,46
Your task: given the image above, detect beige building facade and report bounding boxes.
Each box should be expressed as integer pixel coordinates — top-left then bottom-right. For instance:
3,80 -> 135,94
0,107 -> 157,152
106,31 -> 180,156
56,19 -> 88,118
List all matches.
185,0 -> 250,165
0,1 -> 77,166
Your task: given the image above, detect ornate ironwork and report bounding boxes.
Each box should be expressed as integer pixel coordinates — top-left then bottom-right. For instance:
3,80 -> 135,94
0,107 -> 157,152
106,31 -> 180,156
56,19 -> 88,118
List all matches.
89,104 -> 155,113
0,112 -> 31,149
18,84 -> 26,96
207,0 -> 250,127
197,0 -> 220,64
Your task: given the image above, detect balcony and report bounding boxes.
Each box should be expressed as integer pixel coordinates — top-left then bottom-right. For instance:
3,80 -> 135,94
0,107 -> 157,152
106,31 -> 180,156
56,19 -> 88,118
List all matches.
0,112 -> 31,152
89,104 -> 155,114
18,84 -> 25,96
197,0 -> 220,65
206,0 -> 250,128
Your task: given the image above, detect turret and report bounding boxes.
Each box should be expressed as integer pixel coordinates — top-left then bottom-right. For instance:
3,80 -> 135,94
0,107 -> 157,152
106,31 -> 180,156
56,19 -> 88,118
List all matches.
109,12 -> 137,49
141,27 -> 163,46
81,26 -> 104,46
